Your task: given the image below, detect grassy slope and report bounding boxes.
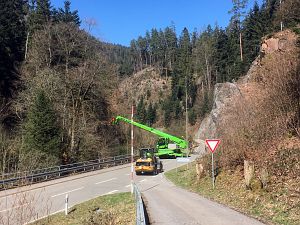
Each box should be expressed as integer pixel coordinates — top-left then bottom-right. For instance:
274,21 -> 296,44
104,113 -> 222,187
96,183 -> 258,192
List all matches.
165,163 -> 299,225
33,192 -> 135,225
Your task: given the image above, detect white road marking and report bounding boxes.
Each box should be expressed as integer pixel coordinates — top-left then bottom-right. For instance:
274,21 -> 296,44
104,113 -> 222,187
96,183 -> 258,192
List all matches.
104,190 -> 118,195
51,187 -> 84,198
139,179 -> 147,183
95,178 -> 117,185
125,173 -> 130,176
0,202 -> 30,213
125,184 -> 131,188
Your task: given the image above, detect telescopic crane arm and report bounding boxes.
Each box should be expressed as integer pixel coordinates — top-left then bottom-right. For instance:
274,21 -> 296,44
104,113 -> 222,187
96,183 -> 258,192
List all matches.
113,116 -> 188,149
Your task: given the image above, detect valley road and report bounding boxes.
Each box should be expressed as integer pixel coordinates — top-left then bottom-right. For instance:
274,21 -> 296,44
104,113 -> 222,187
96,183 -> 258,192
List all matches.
0,156 -> 264,225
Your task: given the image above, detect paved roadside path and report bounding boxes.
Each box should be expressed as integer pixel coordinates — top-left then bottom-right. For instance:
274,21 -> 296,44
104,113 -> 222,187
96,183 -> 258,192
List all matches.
140,176 -> 265,225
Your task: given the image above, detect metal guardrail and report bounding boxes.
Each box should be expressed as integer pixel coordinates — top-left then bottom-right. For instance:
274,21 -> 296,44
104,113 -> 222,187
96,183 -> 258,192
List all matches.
0,154 -> 132,189
134,183 -> 146,225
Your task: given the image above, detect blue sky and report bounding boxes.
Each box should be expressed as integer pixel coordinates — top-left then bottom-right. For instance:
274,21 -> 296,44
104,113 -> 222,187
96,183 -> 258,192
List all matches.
51,0 -> 262,46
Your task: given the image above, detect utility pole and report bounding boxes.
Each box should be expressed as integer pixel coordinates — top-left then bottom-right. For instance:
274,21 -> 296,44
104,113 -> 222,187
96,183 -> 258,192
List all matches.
185,76 -> 189,158
131,105 -> 134,194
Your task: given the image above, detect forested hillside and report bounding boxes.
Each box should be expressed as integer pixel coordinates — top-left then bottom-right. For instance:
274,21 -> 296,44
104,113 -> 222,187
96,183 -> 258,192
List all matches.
0,0 -> 299,173
0,0 -> 130,172
125,0 -> 300,128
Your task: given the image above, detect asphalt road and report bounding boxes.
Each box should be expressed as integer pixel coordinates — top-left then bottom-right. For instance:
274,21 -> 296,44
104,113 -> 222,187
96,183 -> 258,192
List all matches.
0,156 -> 265,225
141,174 -> 265,225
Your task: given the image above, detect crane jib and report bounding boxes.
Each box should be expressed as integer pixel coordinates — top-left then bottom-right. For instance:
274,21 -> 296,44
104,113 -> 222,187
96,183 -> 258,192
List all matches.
115,116 -> 188,149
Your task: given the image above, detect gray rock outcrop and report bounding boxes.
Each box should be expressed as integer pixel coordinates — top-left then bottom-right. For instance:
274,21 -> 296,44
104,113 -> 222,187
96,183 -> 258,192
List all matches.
193,82 -> 240,154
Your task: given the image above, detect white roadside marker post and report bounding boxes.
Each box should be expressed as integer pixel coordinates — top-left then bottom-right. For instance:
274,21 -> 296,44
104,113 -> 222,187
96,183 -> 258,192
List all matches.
65,194 -> 69,215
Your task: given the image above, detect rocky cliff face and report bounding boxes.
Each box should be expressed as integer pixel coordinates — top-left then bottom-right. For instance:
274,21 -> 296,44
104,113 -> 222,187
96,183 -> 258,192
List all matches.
193,83 -> 240,154
193,29 -> 298,154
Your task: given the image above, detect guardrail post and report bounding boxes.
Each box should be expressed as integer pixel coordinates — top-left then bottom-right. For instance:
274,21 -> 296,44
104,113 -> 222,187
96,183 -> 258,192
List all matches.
59,166 -> 61,177
113,156 -> 116,166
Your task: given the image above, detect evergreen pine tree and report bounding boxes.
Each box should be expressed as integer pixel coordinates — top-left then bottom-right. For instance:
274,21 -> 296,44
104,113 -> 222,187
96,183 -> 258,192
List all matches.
24,90 -> 61,166
260,0 -> 278,32
146,102 -> 157,126
164,25 -> 177,72
176,27 -> 192,76
214,28 -> 230,82
229,0 -> 248,61
243,1 -> 264,66
37,0 -> 51,23
188,109 -> 197,126
53,0 -> 81,26
136,97 -> 147,123
28,0 -> 52,32
0,0 -> 26,98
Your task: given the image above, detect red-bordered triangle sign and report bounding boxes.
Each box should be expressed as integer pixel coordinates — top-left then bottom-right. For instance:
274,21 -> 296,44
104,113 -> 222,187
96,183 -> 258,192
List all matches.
205,139 -> 221,153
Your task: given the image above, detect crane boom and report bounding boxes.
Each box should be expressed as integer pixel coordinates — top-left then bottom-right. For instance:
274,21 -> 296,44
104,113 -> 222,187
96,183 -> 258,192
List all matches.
113,116 -> 187,149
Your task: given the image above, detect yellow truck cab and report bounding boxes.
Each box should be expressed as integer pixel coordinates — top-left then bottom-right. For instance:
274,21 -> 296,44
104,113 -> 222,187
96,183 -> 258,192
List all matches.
135,148 -> 163,175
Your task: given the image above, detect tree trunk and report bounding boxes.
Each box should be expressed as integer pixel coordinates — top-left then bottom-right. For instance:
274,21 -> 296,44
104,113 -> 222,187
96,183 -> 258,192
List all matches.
25,32 -> 29,60
205,52 -> 211,91
70,106 -> 77,158
240,32 -> 243,62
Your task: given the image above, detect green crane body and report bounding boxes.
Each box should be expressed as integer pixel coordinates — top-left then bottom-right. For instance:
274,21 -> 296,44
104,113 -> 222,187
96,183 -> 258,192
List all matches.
113,116 -> 188,158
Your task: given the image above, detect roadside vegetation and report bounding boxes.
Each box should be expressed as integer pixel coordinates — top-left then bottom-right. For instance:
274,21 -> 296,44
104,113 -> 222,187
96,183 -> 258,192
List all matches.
32,192 -> 135,225
166,162 -> 299,225
166,27 -> 300,225
0,0 -> 299,195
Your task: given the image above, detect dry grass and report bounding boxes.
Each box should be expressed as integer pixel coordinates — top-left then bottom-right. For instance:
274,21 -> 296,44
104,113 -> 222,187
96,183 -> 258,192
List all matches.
32,192 -> 135,225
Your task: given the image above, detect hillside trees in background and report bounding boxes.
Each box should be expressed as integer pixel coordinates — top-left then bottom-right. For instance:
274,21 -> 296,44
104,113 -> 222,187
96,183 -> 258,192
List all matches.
274,0 -> 300,29
0,0 -> 26,99
27,0 -> 52,32
229,0 -> 248,62
127,0 -> 300,127
22,90 -> 61,169
0,0 -> 27,164
53,0 -> 81,26
136,97 -> 157,126
19,22 -> 118,164
0,0 -> 132,172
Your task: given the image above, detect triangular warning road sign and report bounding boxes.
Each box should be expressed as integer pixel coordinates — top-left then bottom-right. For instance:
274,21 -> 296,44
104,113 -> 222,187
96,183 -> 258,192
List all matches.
205,139 -> 220,153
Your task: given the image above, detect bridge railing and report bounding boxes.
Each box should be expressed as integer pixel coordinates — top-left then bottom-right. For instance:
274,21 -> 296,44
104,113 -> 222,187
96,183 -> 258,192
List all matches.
0,154 -> 133,190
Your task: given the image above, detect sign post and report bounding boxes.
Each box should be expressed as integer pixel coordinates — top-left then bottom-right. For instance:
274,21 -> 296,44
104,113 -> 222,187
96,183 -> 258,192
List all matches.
205,139 -> 220,190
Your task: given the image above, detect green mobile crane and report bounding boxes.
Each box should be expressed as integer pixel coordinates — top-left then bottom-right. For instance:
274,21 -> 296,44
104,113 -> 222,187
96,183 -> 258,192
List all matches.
112,116 -> 188,158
